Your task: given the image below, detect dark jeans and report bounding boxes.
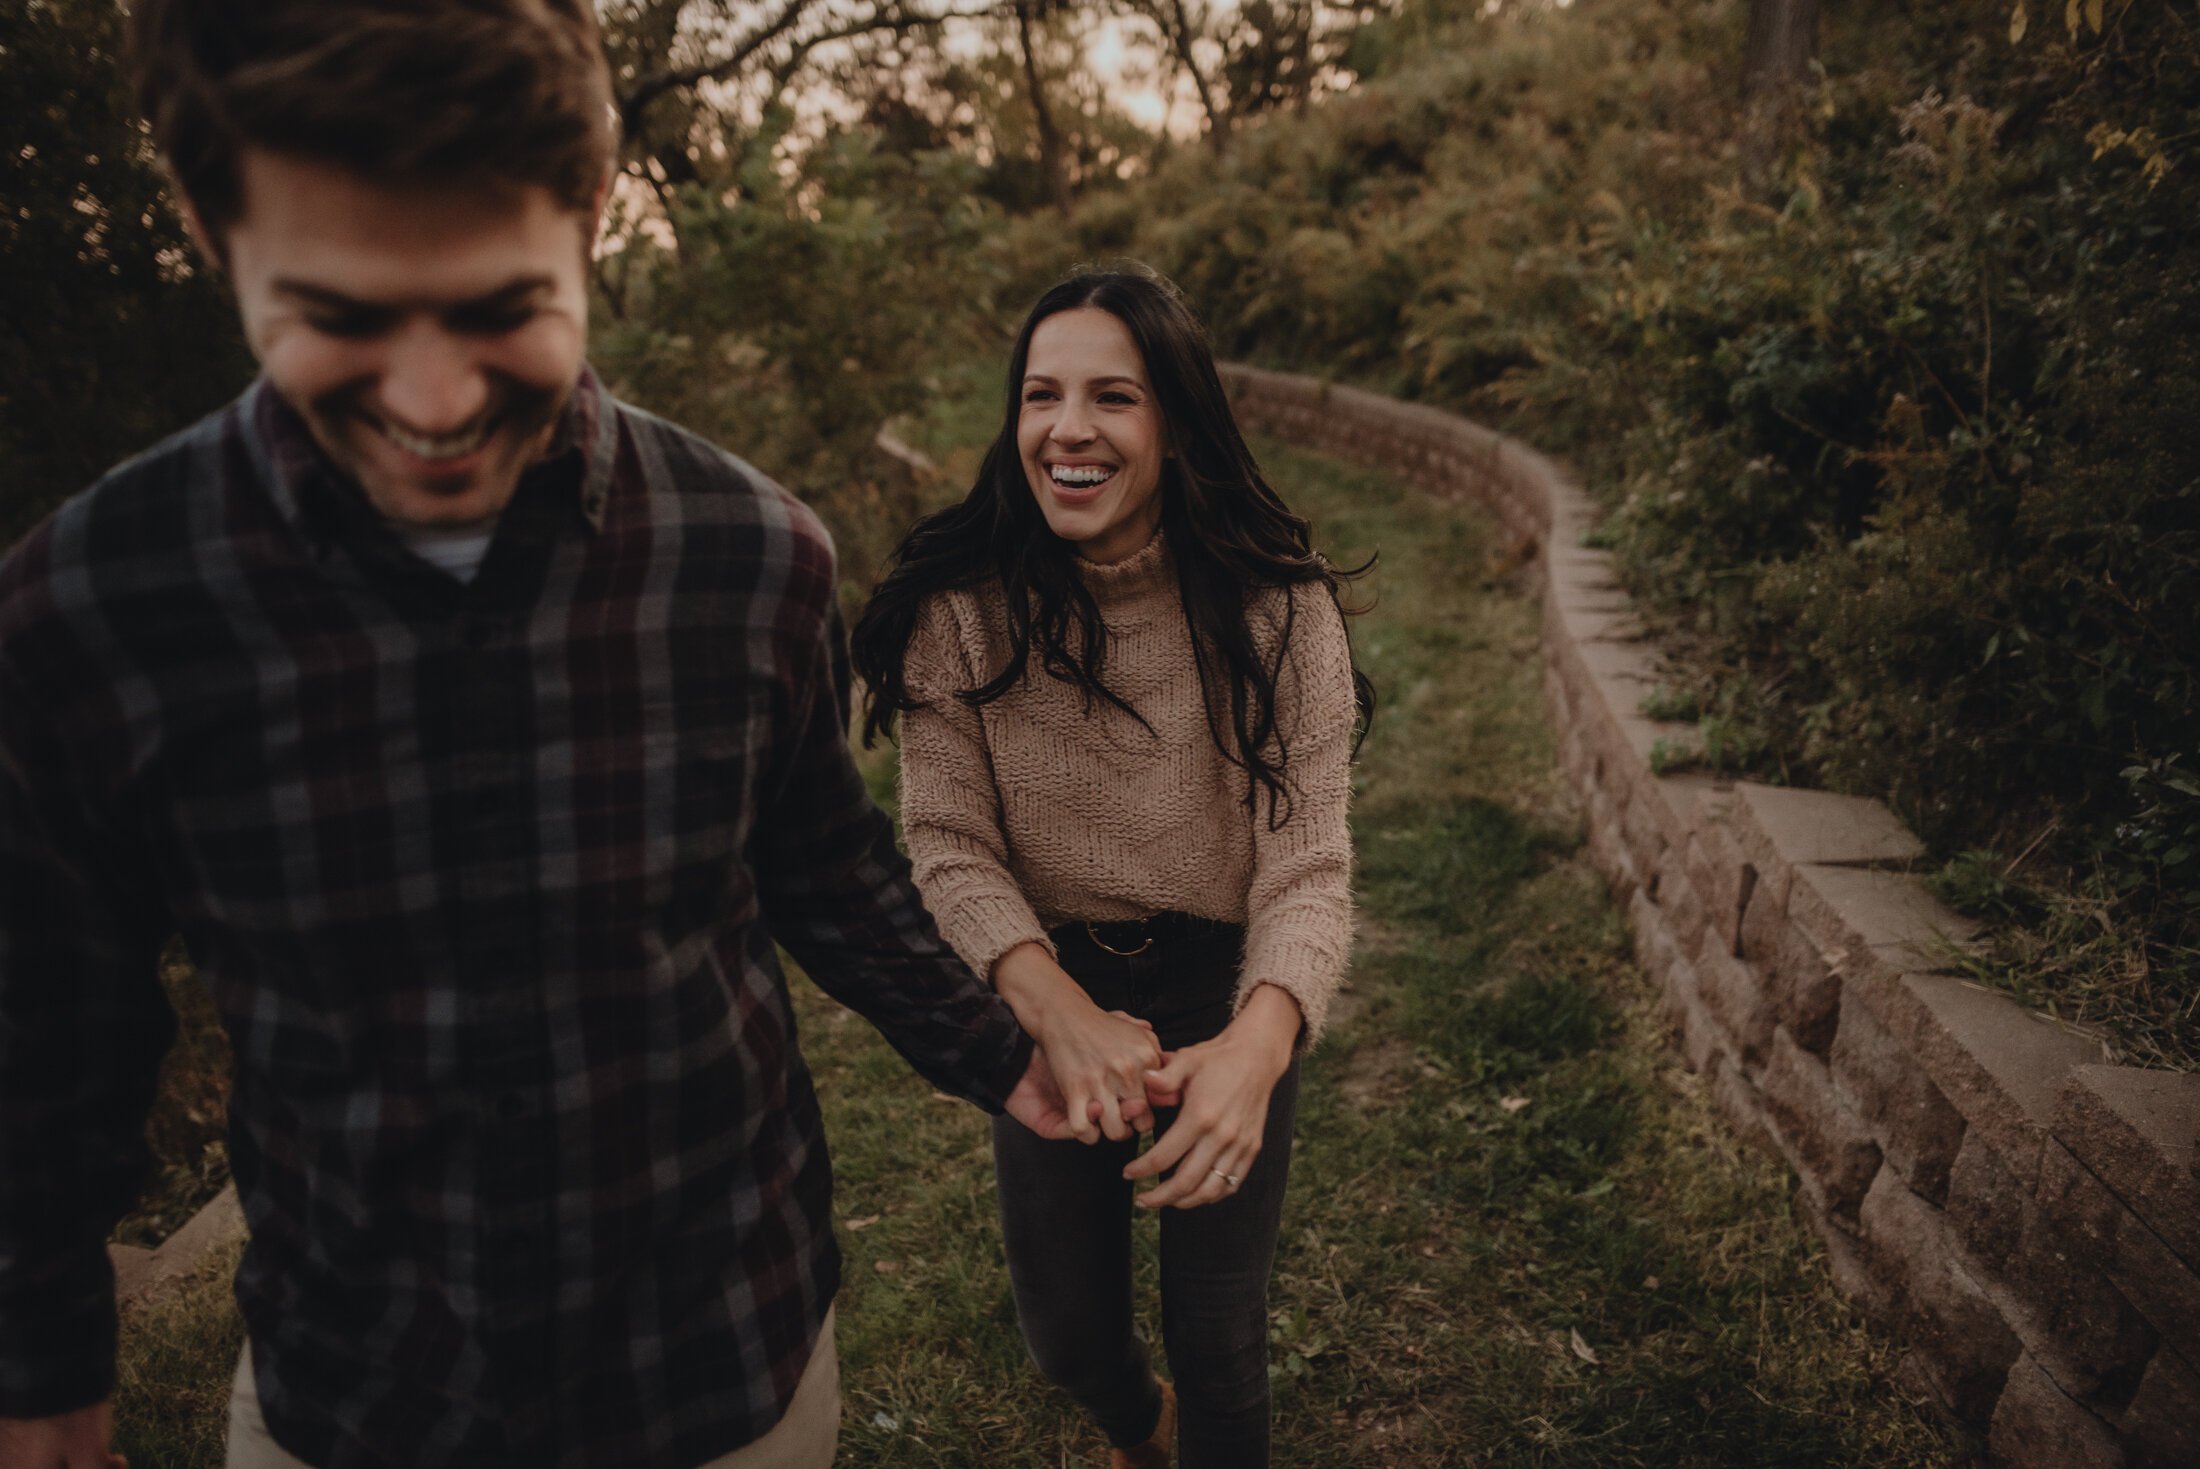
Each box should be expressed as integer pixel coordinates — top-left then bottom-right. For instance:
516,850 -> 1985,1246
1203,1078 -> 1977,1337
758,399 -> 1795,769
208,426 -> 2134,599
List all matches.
990,919 -> 1300,1469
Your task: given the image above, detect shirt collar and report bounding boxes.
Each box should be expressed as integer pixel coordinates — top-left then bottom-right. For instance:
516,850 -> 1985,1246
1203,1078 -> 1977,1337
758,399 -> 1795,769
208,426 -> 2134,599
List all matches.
241,366 -> 615,547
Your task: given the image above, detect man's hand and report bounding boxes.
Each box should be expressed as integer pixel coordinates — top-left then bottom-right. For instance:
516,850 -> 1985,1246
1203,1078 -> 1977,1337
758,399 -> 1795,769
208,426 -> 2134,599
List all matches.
1001,1042 -> 1078,1141
0,1401 -> 127,1469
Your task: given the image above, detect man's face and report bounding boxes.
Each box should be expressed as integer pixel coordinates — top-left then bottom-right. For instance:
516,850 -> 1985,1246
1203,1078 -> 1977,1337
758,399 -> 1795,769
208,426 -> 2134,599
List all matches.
213,149 -> 595,529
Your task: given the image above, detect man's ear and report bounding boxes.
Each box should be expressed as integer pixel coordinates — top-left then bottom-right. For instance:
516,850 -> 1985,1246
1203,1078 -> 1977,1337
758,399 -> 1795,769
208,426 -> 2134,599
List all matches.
588,168 -> 612,253
173,183 -> 227,276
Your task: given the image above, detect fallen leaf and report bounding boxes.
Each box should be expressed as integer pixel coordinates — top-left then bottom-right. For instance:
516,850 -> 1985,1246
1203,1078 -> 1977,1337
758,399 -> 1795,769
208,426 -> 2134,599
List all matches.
844,1214 -> 881,1232
873,1260 -> 901,1275
929,1090 -> 958,1104
1642,1275 -> 1661,1290
1500,1095 -> 1532,1114
1569,1327 -> 1601,1366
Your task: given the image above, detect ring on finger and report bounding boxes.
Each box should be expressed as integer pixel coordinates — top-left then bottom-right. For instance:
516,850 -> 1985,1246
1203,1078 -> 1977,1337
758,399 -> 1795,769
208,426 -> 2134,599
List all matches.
1210,1167 -> 1241,1190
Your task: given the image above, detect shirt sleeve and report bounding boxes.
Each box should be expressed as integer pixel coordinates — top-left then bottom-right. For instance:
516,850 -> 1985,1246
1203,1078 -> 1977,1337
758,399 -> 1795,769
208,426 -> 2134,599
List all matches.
751,588 -> 1033,1113
1237,583 -> 1358,1052
895,594 -> 1055,981
0,650 -> 175,1416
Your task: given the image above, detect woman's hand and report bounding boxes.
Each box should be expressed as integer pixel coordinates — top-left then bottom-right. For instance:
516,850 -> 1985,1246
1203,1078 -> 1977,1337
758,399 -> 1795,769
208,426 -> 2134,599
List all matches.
992,943 -> 1163,1144
1125,983 -> 1301,1209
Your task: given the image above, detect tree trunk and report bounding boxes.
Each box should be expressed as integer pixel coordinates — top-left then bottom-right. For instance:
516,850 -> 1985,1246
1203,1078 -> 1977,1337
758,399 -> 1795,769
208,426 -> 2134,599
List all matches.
1743,0 -> 1821,96
1164,0 -> 1230,151
1014,1 -> 1071,217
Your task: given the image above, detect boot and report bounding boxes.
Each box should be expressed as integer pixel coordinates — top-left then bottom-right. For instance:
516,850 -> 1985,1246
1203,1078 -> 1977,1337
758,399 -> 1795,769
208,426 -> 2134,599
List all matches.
1107,1380 -> 1176,1469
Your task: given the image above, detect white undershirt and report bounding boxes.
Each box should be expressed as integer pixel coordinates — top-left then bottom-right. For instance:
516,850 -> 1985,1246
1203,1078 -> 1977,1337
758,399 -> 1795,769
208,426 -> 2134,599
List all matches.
390,518 -> 500,583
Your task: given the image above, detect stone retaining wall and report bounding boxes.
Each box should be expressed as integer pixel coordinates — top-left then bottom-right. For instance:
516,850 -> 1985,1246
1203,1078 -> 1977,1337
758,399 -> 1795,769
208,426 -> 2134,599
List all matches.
1222,363 -> 2200,1467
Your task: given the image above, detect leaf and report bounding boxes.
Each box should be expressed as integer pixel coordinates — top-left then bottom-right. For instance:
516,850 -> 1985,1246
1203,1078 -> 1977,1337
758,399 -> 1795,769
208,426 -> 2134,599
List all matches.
2085,0 -> 2105,30
2009,2 -> 2028,42
1500,1095 -> 1532,1114
844,1214 -> 881,1231
873,1259 -> 901,1275
1570,1327 -> 1602,1366
2064,0 -> 2082,36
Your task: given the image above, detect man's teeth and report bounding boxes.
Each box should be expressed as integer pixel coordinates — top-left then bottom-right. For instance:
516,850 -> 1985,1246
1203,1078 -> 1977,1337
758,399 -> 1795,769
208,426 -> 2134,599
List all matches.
381,419 -> 490,460
1050,465 -> 1114,487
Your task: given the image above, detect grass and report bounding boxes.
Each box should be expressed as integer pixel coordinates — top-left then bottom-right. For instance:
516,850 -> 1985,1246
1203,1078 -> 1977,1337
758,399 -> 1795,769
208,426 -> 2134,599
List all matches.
114,943 -> 234,1248
815,438 -> 1952,1466
111,1237 -> 246,1469
112,439 -> 1951,1466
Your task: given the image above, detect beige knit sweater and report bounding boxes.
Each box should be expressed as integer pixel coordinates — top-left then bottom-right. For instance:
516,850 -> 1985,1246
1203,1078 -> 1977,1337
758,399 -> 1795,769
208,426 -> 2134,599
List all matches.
897,528 -> 1356,1046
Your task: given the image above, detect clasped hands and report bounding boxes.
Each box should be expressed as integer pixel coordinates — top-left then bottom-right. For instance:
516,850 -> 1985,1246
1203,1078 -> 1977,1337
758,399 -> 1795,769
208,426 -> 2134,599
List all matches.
994,942 -> 1299,1212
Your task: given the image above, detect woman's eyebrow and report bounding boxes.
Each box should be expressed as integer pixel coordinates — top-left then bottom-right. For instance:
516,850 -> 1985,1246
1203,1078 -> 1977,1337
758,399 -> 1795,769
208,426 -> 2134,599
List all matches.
1022,373 -> 1147,389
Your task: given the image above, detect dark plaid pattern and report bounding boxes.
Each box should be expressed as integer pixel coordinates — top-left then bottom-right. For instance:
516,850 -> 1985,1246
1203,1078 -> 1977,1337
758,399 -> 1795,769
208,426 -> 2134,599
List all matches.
0,372 -> 1033,1467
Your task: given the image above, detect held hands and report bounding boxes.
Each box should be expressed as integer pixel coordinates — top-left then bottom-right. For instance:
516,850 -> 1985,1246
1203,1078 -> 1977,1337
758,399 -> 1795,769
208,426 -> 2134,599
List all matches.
993,943 -> 1164,1144
1125,983 -> 1301,1210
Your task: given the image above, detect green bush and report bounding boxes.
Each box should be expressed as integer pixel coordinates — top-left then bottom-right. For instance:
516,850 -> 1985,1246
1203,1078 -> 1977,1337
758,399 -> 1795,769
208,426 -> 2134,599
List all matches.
591,126 -> 1011,592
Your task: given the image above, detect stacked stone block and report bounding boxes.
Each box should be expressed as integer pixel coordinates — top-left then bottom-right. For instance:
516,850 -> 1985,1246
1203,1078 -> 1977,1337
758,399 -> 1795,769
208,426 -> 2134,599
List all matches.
1221,363 -> 2200,1468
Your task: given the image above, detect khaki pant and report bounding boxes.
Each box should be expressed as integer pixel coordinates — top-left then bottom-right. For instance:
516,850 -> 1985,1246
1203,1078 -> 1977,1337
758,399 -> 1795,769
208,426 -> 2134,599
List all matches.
226,1310 -> 841,1469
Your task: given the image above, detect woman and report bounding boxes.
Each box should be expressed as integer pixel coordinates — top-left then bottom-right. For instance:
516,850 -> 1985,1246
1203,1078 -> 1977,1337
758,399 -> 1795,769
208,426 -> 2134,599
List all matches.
851,268 -> 1371,1469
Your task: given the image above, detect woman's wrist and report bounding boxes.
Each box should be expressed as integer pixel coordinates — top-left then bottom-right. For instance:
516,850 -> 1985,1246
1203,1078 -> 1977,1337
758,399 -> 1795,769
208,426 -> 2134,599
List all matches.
990,941 -> 1093,1043
1227,983 -> 1303,1077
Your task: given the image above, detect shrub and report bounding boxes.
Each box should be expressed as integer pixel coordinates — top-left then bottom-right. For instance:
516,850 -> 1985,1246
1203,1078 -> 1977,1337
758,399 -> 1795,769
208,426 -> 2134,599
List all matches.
1062,0 -> 2200,1062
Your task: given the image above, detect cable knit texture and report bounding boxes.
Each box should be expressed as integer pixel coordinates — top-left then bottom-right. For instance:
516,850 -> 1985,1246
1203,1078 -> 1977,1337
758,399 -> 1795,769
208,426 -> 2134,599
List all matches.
898,528 -> 1357,1048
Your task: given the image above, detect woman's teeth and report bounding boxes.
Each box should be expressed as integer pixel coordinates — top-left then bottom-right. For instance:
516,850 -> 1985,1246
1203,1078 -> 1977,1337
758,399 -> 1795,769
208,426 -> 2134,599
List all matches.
1050,465 -> 1114,487
381,418 -> 491,461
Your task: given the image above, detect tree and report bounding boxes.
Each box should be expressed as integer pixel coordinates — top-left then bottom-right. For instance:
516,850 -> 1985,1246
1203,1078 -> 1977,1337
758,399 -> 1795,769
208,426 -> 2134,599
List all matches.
1743,0 -> 1821,96
1111,0 -> 1389,152
0,0 -> 253,548
1013,0 -> 1072,214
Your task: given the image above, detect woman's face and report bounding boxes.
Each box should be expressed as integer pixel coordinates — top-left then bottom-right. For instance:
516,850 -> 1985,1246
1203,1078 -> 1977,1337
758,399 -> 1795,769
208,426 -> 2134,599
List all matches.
1018,307 -> 1168,564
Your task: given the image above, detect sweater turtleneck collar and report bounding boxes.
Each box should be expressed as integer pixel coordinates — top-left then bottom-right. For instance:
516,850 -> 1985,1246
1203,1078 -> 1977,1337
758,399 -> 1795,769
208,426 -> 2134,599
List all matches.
1074,524 -> 1173,609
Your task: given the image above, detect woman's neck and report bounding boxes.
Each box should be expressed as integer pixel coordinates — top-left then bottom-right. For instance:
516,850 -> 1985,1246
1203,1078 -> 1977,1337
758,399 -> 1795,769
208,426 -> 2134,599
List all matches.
1074,523 -> 1172,608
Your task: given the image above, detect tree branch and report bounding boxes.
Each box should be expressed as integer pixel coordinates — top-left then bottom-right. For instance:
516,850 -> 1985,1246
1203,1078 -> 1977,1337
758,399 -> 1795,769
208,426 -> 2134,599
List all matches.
617,0 -> 1004,137
619,0 -> 814,135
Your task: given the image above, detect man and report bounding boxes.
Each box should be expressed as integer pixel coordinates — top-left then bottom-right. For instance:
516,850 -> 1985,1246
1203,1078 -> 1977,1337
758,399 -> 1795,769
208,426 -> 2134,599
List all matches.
0,4 -> 1082,1466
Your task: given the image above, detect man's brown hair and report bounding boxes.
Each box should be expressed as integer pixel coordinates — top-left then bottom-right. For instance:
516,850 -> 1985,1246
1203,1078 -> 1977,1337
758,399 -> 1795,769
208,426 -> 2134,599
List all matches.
131,0 -> 616,234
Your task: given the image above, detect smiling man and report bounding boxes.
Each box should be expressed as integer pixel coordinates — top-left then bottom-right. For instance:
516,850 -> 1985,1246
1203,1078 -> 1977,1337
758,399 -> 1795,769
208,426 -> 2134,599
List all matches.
0,5 -> 1072,1469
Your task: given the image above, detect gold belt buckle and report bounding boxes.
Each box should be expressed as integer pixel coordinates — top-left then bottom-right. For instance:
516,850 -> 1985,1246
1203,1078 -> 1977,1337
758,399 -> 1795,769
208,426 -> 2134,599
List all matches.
1085,919 -> 1153,957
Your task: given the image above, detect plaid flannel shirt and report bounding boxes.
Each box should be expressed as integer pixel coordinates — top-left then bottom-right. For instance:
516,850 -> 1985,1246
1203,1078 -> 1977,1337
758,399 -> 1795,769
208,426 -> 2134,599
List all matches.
0,371 -> 1033,1467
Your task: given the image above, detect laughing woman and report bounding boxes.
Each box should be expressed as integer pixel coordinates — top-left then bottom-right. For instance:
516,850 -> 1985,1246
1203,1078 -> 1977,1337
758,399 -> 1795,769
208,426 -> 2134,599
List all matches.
851,268 -> 1372,1469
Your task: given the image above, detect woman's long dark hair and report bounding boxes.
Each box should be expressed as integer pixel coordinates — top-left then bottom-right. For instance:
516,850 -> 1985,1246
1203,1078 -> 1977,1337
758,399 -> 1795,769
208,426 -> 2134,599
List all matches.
851,267 -> 1375,827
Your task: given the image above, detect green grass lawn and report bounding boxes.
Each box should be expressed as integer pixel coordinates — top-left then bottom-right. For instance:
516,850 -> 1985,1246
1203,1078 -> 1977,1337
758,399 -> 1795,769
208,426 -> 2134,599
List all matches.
113,439 -> 1951,1466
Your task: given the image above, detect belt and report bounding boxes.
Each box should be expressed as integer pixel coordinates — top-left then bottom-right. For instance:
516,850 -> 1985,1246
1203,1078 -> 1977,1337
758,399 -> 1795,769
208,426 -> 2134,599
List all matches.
1051,912 -> 1242,958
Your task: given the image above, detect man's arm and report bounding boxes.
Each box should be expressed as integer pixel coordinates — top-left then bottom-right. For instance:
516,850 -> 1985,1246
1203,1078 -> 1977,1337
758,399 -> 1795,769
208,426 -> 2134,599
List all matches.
0,650 -> 174,1431
751,598 -> 1038,1115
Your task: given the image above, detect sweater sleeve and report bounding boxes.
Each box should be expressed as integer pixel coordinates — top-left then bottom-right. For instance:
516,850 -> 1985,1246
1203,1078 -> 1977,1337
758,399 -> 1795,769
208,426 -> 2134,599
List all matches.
897,593 -> 1056,980
1237,583 -> 1358,1051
